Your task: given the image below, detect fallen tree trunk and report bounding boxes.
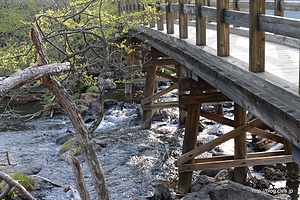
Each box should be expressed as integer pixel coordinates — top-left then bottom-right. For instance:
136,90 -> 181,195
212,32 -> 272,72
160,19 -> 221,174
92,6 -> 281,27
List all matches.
0,62 -> 70,96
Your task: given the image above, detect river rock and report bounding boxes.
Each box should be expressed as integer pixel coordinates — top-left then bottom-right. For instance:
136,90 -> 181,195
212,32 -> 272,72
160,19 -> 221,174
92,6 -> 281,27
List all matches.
0,117 -> 34,132
55,132 -> 75,145
188,175 -> 274,200
153,183 -> 172,200
104,79 -> 117,90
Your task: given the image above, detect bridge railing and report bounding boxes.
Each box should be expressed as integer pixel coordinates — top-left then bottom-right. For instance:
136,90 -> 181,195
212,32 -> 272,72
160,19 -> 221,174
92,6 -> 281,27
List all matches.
119,0 -> 300,93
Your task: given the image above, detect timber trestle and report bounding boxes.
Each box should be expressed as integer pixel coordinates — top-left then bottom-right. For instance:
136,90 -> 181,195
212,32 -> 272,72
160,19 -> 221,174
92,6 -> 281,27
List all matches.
139,49 -> 295,193
119,0 -> 300,195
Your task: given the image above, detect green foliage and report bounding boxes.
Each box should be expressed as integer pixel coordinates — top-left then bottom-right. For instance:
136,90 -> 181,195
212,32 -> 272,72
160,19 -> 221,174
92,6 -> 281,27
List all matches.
0,172 -> 35,199
60,137 -> 82,155
86,85 -> 99,93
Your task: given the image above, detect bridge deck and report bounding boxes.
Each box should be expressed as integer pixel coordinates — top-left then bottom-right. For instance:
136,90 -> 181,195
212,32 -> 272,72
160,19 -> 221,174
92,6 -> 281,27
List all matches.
183,23 -> 299,89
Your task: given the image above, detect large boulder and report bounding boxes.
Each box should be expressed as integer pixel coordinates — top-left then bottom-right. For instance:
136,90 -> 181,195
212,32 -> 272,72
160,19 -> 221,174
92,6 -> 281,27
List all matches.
184,175 -> 274,200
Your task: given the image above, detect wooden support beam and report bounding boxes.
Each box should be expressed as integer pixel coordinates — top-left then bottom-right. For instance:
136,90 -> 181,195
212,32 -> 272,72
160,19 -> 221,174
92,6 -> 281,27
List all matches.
249,128 -> 283,143
125,52 -> 134,94
200,109 -> 234,127
194,150 -> 285,164
179,77 -> 215,91
143,59 -> 179,67
179,92 -> 231,105
142,101 -> 179,110
156,71 -> 178,82
179,0 -> 188,38
177,118 -> 263,166
233,103 -> 247,184
177,89 -> 202,194
176,64 -> 187,124
166,0 -> 175,34
179,155 -> 293,172
142,64 -> 156,129
217,0 -> 230,56
284,138 -> 299,180
249,0 -> 266,72
196,0 -> 206,46
141,83 -> 178,105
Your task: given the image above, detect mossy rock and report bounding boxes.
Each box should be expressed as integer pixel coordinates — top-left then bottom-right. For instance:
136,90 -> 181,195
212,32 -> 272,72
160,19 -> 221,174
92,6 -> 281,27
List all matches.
86,85 -> 99,93
60,137 -> 82,155
0,172 -> 35,198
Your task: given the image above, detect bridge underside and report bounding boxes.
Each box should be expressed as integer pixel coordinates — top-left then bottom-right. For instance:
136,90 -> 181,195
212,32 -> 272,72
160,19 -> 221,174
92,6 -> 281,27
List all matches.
128,26 -> 300,194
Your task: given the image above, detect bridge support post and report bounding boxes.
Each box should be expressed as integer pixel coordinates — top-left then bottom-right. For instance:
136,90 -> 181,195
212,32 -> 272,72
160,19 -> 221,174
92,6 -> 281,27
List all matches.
125,52 -> 134,94
175,64 -> 186,124
141,63 -> 157,129
233,103 -> 247,184
177,88 -> 202,194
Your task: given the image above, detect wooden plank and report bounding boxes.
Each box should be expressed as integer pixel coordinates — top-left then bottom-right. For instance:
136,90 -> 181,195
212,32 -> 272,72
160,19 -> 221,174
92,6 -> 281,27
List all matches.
249,127 -> 283,143
179,155 -> 293,172
282,1 -> 300,11
201,6 -> 217,22
179,0 -> 188,38
259,15 -> 300,40
183,4 -> 196,15
142,102 -> 178,110
217,0 -> 230,56
169,3 -> 179,12
177,89 -> 202,194
156,71 -> 178,82
194,150 -> 285,164
141,83 -> 178,105
233,103 -> 247,184
224,10 -> 249,28
196,0 -> 206,46
177,118 -> 263,166
166,0 -> 175,34
274,0 -> 284,16
200,109 -> 234,127
179,77 -> 216,91
249,0 -> 265,72
143,59 -> 179,67
179,92 -> 231,104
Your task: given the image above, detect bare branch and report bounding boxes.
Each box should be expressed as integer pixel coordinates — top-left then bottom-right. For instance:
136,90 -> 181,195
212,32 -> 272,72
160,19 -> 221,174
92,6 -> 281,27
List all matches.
0,62 -> 70,97
0,171 -> 36,200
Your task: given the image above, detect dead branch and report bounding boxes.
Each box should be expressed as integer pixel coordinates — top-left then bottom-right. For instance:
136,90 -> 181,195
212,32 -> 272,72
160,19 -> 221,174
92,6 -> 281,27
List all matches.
0,62 -> 70,97
0,171 -> 36,200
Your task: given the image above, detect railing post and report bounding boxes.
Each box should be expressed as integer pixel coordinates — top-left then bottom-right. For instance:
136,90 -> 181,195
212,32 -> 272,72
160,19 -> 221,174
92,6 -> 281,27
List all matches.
157,2 -> 164,30
166,0 -> 175,34
233,103 -> 247,184
150,4 -> 156,27
196,0 -> 206,46
274,0 -> 284,17
179,0 -> 188,38
249,0 -> 265,72
217,0 -> 229,56
233,0 -> 240,11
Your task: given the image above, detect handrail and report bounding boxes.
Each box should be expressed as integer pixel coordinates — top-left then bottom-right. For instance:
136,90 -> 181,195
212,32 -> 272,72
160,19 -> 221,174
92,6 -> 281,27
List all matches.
119,0 -> 300,93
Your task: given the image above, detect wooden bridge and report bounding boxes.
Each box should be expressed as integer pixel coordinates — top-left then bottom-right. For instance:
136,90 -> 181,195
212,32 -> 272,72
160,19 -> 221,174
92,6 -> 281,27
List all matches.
119,0 -> 300,195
